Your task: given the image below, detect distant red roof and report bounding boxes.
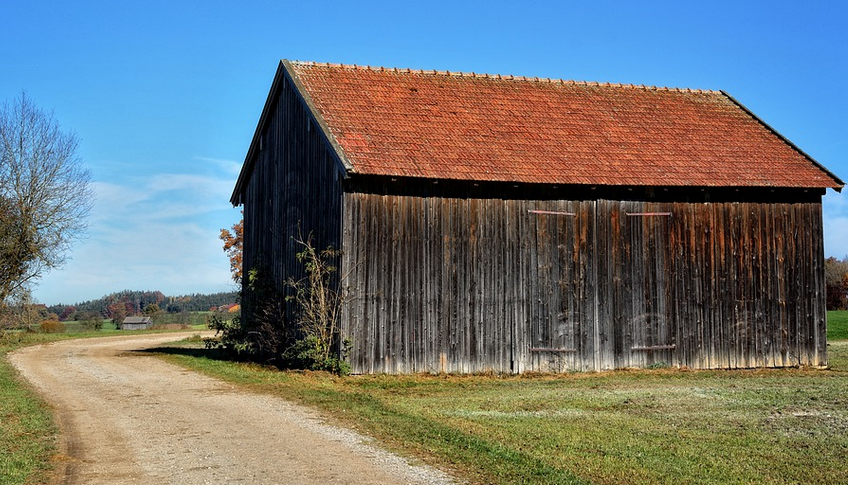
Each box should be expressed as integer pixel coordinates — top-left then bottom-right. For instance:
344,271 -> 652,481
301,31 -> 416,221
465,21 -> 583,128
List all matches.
246,60 -> 843,192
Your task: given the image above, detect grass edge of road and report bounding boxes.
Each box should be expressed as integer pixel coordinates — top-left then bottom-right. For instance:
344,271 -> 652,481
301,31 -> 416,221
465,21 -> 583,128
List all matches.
0,333 -> 75,485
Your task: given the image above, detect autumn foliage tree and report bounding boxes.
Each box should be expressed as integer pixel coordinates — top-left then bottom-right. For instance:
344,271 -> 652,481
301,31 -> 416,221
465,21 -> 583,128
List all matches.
106,302 -> 127,328
220,215 -> 243,284
825,256 -> 848,310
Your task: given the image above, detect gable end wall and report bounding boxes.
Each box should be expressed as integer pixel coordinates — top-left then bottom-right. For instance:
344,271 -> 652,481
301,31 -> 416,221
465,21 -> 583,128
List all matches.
240,72 -> 345,329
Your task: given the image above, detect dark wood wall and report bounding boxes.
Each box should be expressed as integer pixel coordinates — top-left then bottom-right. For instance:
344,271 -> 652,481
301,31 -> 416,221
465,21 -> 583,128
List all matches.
241,74 -> 344,323
340,193 -> 826,373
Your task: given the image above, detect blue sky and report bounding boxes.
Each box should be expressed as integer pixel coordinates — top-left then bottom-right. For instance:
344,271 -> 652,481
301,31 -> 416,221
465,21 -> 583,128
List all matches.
2,1 -> 846,305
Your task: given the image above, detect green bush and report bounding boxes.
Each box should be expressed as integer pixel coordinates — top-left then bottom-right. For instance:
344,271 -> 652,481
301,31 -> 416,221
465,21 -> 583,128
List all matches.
80,318 -> 103,331
207,238 -> 352,375
205,315 -> 252,355
281,336 -> 351,375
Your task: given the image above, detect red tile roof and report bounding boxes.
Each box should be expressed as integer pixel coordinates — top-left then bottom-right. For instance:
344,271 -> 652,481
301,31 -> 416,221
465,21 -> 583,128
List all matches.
285,60 -> 842,190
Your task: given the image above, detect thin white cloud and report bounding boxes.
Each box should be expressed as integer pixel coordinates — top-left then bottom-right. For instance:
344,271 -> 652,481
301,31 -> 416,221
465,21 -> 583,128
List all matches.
90,181 -> 151,222
91,173 -> 234,223
146,172 -> 234,194
194,156 -> 243,177
32,162 -> 241,305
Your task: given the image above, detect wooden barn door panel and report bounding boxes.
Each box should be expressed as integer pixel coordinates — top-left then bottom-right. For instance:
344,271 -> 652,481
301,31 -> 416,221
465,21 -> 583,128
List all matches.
525,201 -> 593,372
601,201 -> 676,369
524,199 -> 679,372
632,204 -> 674,367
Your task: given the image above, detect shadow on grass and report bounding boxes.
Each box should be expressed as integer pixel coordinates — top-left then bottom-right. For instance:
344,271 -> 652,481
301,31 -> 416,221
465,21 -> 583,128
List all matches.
137,346 -> 239,362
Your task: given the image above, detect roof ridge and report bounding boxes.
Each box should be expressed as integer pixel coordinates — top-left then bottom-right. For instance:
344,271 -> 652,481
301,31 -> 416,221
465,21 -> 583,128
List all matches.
288,59 -> 721,94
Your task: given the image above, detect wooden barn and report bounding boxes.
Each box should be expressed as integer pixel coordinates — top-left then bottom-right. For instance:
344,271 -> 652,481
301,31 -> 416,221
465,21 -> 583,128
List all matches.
121,316 -> 153,330
230,60 -> 843,374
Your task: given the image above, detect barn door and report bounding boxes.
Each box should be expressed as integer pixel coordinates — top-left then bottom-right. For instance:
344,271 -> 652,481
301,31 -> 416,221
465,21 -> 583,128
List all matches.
525,201 -> 593,372
620,203 -> 675,368
525,200 -> 676,372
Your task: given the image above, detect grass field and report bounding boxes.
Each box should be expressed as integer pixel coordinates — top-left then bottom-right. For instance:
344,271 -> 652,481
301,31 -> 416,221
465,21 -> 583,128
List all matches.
57,312 -> 214,332
827,310 -> 848,340
3,313 -> 848,485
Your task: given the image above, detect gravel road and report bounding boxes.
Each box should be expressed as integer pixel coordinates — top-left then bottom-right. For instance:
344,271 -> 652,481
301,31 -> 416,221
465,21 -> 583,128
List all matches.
10,333 -> 457,485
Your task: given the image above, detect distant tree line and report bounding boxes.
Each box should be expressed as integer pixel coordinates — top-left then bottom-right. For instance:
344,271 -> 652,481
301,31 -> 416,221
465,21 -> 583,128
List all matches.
825,256 -> 848,310
46,290 -> 239,322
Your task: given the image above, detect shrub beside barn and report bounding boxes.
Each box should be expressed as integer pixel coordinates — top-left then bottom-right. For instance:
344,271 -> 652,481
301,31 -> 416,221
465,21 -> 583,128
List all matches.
231,60 -> 843,374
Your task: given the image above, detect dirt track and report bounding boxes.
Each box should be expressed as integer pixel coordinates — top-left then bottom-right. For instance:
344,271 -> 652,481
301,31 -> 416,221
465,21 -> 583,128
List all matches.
10,333 -> 456,484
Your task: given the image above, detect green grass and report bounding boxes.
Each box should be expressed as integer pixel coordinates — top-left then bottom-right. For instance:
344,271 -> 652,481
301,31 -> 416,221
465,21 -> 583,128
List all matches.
60,317 -> 212,333
0,332 -> 73,485
153,344 -> 848,485
828,310 -> 848,340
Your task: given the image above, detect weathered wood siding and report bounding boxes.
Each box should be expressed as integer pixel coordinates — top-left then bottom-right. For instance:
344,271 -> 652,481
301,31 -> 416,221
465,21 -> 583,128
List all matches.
241,74 -> 344,323
340,194 -> 826,373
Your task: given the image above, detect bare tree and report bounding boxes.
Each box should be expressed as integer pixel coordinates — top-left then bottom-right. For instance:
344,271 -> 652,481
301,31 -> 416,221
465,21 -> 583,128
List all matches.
0,290 -> 44,331
0,93 -> 93,306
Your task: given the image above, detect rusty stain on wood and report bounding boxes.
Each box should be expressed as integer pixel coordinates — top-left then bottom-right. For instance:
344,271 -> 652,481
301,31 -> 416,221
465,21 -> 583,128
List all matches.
530,348 -> 578,353
528,209 -> 576,216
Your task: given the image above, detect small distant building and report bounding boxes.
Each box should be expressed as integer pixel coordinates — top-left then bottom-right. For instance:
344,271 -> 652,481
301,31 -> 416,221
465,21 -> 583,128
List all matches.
121,316 -> 153,330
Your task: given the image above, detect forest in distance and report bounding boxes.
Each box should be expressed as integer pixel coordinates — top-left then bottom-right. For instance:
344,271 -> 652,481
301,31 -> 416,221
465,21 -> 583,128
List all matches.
43,290 -> 239,322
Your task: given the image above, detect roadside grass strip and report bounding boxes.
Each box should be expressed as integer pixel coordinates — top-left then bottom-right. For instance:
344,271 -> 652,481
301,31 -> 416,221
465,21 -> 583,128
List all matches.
0,335 -> 60,485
